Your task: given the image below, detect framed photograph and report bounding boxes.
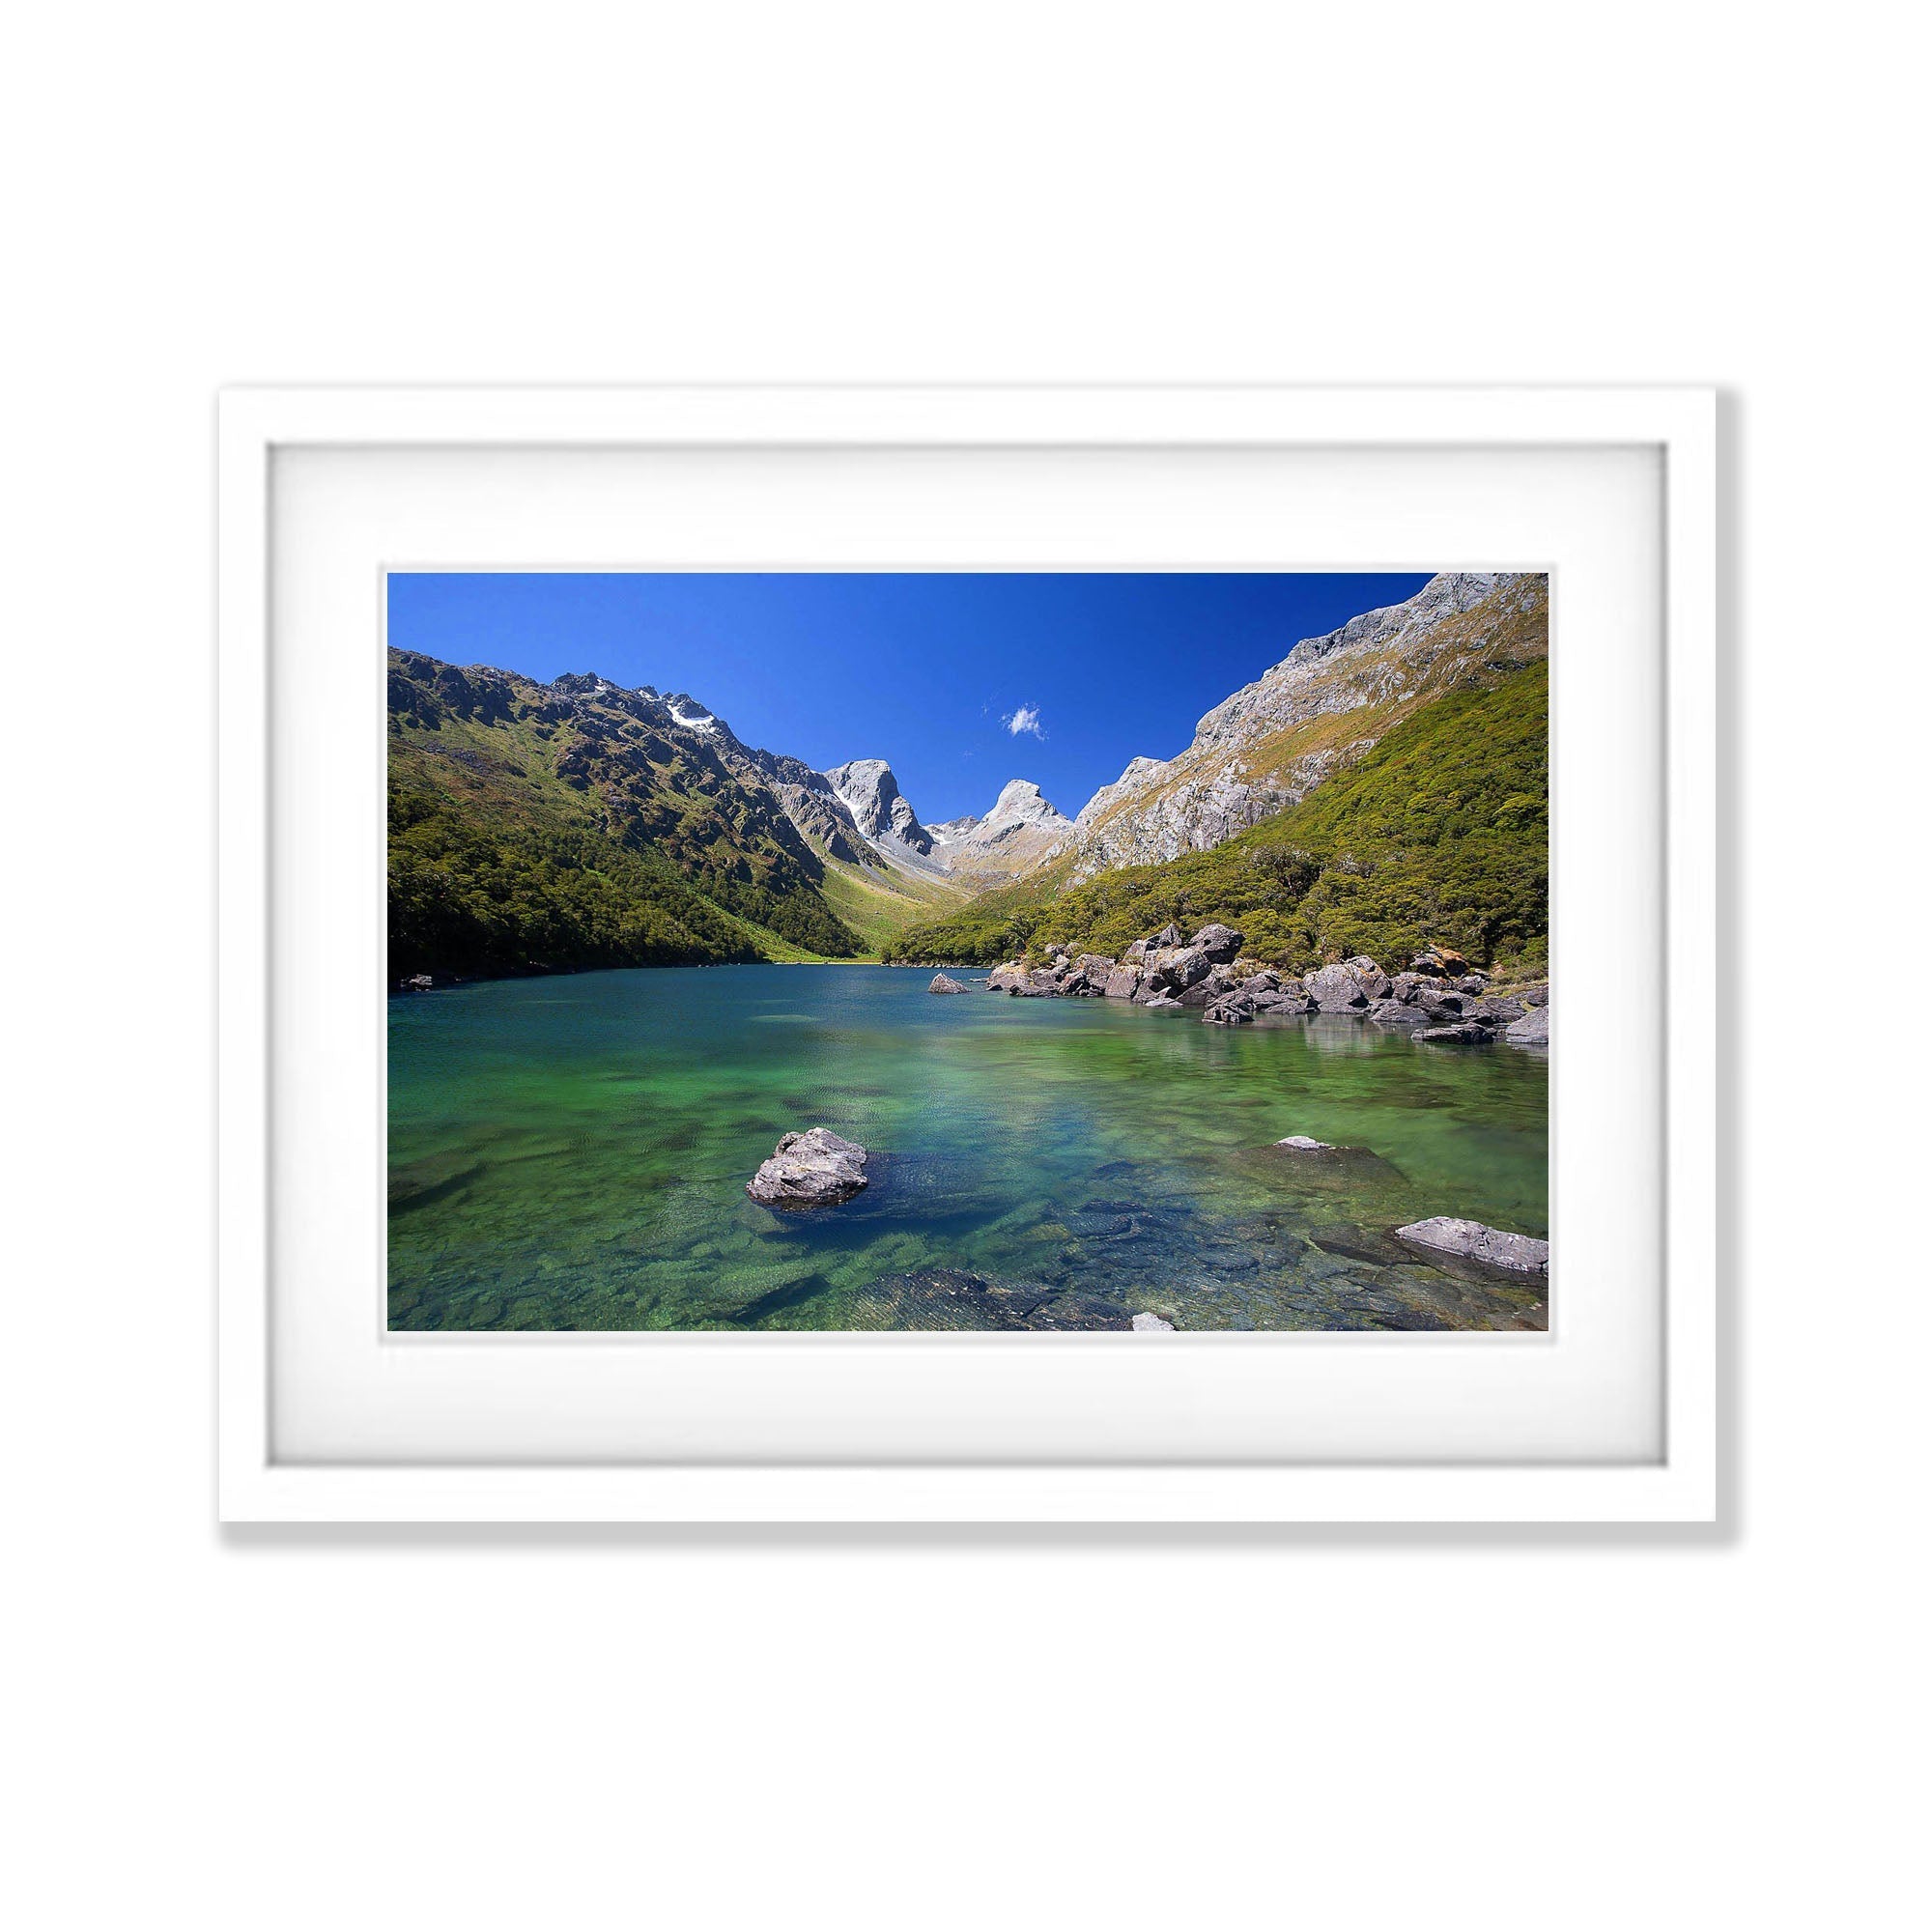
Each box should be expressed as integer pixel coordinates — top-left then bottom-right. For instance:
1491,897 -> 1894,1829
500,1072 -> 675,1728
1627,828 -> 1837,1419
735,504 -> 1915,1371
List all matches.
218,385 -> 1716,1522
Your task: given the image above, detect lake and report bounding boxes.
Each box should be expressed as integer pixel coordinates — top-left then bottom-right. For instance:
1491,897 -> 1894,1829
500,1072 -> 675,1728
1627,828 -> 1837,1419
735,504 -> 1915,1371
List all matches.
388,963 -> 1549,1331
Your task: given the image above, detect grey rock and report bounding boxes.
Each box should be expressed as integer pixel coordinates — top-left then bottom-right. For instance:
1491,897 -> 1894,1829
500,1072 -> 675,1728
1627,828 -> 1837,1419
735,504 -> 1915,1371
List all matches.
1274,1135 -> 1336,1151
1141,993 -> 1183,1011
1410,945 -> 1471,979
1238,971 -> 1281,995
1342,954 -> 1392,999
1202,997 -> 1255,1025
1415,1022 -> 1492,1043
1062,953 -> 1117,995
1149,923 -> 1182,950
1504,1005 -> 1551,1046
1131,1311 -> 1176,1333
1190,923 -> 1245,963
1122,938 -> 1150,964
1395,1216 -> 1549,1273
1390,971 -> 1430,1005
1516,981 -> 1550,1009
1471,994 -> 1527,1024
746,1128 -> 869,1208
927,973 -> 969,994
986,962 -> 1028,993
1306,962 -> 1370,1012
1103,964 -> 1143,1001
1147,944 -> 1211,993
1366,998 -> 1427,1026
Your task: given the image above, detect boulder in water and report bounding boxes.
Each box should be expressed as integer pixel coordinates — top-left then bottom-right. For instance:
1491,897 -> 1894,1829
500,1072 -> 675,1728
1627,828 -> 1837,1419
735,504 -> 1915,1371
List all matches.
1504,1005 -> 1551,1046
1306,963 -> 1370,1011
746,1128 -> 869,1208
927,973 -> 969,994
1366,998 -> 1426,1026
1395,1216 -> 1549,1273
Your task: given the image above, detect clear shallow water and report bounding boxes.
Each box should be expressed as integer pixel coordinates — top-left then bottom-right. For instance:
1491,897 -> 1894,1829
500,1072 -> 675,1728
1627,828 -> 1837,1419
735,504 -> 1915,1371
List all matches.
388,964 -> 1548,1331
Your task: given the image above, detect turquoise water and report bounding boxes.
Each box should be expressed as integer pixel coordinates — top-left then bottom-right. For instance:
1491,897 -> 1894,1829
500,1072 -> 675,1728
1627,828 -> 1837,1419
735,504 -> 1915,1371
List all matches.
388,964 -> 1548,1331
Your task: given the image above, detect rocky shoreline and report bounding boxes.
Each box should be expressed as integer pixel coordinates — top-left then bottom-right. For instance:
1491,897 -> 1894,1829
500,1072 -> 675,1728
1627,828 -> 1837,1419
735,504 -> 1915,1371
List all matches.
982,924 -> 1549,1047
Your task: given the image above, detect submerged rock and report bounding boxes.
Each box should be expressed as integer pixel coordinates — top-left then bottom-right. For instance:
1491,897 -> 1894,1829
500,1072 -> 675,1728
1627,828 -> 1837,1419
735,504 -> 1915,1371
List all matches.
927,973 -> 969,994
1395,1216 -> 1549,1273
1415,1022 -> 1492,1043
1132,1311 -> 1176,1332
746,1128 -> 869,1208
1274,1135 -> 1337,1151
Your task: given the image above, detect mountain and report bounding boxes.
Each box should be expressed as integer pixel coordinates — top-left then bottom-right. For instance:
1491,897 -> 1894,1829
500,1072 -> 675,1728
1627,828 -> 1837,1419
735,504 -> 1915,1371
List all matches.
388,652 -> 882,979
823,758 -> 944,871
882,574 -> 1551,977
1065,573 -> 1546,876
883,652 -> 1549,980
925,779 -> 1076,883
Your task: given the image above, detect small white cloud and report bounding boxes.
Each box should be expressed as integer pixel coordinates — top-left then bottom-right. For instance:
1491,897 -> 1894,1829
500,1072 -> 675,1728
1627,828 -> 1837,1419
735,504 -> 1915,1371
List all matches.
1003,703 -> 1044,739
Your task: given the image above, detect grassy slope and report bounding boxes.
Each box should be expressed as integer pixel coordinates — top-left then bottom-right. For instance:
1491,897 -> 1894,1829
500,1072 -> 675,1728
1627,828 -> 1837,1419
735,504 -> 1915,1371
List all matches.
815,854 -> 971,955
882,658 -> 1548,980
389,675 -> 858,978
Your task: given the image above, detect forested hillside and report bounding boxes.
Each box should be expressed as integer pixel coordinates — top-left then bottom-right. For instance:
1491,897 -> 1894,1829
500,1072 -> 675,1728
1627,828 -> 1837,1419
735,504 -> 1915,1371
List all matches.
387,651 -> 864,980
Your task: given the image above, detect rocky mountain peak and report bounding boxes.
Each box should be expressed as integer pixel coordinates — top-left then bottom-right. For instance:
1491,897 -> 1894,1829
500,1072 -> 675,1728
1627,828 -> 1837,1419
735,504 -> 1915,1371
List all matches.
823,758 -> 935,856
985,779 -> 1070,829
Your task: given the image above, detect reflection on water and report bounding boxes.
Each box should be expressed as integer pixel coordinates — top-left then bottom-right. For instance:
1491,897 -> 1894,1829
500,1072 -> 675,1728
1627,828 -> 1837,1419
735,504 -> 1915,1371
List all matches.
388,964 -> 1548,1331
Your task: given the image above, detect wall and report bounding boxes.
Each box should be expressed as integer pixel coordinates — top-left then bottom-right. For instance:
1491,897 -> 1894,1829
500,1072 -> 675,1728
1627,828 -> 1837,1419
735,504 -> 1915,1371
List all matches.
5,5 -> 1921,1926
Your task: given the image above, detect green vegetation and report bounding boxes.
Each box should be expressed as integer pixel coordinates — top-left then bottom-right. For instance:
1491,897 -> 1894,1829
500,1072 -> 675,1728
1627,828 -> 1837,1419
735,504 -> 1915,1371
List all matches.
390,788 -> 766,978
883,658 -> 1548,980
387,650 -> 863,980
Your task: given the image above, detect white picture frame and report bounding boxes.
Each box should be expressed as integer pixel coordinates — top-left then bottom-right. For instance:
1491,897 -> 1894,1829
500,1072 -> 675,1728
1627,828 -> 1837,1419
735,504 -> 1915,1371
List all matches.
218,384 -> 1717,1523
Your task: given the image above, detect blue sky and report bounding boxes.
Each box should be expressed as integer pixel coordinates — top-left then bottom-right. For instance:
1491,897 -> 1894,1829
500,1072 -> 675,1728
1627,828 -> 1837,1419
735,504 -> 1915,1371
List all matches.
387,571 -> 1433,824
